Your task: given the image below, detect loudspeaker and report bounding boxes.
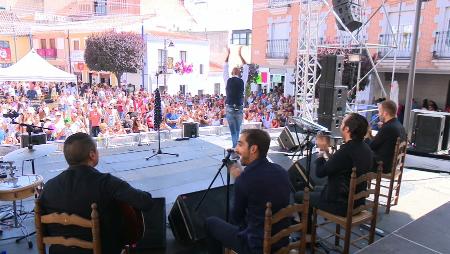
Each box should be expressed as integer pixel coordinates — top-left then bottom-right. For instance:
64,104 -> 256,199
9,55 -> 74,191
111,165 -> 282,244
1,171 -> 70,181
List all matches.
168,185 -> 233,244
333,0 -> 362,32
415,114 -> 445,153
409,109 -> 429,142
319,55 -> 344,87
278,126 -> 301,151
182,122 -> 199,138
318,115 -> 343,137
134,197 -> 166,249
318,86 -> 348,117
21,133 -> 47,148
435,112 -> 450,150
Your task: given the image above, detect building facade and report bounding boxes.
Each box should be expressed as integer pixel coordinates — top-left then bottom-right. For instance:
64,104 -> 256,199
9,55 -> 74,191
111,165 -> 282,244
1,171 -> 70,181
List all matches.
252,0 -> 450,110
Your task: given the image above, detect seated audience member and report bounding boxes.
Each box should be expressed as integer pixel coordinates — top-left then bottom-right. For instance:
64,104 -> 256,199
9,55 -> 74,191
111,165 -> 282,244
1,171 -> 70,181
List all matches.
295,113 -> 373,229
369,100 -> 406,173
206,129 -> 291,254
39,133 -> 154,254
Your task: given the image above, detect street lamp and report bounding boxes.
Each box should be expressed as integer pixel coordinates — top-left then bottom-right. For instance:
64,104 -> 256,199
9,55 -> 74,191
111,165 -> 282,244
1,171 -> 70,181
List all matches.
162,38 -> 174,91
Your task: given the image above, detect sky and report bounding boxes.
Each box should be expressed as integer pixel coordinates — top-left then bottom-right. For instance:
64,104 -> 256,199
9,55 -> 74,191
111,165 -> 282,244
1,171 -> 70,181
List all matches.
184,0 -> 253,31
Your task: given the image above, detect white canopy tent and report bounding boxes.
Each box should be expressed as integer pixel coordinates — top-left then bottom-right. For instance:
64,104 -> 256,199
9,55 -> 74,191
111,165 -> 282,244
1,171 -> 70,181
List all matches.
0,50 -> 76,82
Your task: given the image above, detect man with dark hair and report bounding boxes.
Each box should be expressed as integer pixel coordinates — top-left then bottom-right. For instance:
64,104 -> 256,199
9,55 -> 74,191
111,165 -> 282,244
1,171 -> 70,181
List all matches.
40,133 -> 154,254
206,129 -> 291,254
295,113 -> 373,226
370,100 -> 406,173
224,47 -> 249,149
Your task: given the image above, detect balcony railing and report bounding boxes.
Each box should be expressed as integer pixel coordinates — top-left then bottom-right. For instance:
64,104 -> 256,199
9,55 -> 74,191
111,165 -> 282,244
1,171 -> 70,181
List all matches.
266,39 -> 289,59
269,0 -> 292,8
433,31 -> 450,59
378,33 -> 412,58
37,48 -> 57,59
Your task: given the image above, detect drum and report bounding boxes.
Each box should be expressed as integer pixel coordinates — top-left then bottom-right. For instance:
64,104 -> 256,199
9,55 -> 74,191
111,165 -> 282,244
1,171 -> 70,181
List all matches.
0,175 -> 44,201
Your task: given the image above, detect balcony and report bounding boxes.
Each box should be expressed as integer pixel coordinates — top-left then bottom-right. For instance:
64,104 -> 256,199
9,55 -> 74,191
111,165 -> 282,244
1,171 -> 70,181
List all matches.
266,39 -> 289,59
378,33 -> 412,59
433,31 -> 450,59
36,48 -> 57,59
269,0 -> 292,8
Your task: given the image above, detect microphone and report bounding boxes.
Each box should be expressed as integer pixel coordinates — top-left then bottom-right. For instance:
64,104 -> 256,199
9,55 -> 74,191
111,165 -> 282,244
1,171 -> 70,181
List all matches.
224,148 -> 234,161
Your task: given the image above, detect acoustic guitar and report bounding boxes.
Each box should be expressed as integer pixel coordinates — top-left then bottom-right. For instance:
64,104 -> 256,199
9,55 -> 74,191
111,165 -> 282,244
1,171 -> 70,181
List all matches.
117,201 -> 145,246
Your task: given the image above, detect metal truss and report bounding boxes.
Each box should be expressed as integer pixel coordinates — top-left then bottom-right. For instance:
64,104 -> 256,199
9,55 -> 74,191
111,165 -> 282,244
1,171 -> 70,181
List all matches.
295,0 -> 403,119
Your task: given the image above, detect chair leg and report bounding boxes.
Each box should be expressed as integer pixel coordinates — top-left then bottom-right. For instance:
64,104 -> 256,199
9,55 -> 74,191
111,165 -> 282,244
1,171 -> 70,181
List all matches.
335,224 -> 340,246
394,172 -> 403,206
385,177 -> 395,214
311,209 -> 317,254
343,227 -> 351,254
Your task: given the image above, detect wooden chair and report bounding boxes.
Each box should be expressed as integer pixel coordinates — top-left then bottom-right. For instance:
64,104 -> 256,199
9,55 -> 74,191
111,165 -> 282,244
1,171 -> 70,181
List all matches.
311,167 -> 382,254
34,199 -> 102,254
380,138 -> 407,214
263,189 -> 309,254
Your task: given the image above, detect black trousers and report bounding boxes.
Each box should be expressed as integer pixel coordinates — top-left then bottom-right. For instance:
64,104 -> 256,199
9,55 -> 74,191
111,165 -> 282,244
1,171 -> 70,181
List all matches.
205,216 -> 252,254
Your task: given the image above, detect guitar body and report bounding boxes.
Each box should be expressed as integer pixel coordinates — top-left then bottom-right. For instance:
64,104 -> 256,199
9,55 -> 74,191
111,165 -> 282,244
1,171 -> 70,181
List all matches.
117,201 -> 145,245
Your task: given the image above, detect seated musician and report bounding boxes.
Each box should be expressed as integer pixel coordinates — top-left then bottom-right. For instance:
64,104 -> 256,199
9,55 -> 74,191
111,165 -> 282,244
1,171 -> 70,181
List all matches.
295,113 -> 373,228
39,133 -> 154,254
369,100 -> 406,173
205,129 -> 291,254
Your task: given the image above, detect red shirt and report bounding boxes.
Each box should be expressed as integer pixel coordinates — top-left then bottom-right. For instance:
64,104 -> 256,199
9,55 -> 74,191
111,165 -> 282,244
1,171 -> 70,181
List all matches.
89,110 -> 101,127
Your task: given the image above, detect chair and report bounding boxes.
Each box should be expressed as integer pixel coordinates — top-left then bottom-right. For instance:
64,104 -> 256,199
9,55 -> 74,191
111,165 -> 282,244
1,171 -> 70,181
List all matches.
380,138 -> 407,214
34,199 -> 102,254
263,188 -> 309,254
311,166 -> 382,254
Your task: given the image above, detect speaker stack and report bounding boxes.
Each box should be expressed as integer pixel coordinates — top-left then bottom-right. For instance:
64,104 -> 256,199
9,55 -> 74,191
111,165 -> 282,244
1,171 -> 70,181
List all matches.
414,114 -> 445,153
317,55 -> 347,137
168,185 -> 233,244
332,0 -> 363,32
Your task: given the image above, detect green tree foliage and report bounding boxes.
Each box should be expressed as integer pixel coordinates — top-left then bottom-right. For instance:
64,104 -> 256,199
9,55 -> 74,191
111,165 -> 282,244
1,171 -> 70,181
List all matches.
84,30 -> 144,87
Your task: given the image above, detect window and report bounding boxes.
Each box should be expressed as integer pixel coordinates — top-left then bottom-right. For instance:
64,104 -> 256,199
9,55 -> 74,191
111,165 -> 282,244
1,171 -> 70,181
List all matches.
199,64 -> 204,74
214,83 -> 220,95
40,39 -> 46,49
180,85 -> 186,95
180,51 -> 187,62
158,49 -> 167,72
49,39 -> 56,49
94,1 -> 107,16
73,40 -> 80,50
231,30 -> 252,45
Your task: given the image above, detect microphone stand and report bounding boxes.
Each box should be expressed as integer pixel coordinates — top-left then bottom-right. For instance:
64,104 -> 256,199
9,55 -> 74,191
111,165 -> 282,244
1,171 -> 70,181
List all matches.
195,150 -> 233,222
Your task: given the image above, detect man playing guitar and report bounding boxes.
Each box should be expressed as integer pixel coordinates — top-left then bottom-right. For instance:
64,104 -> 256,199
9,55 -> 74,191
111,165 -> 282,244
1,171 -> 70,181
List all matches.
39,133 -> 153,254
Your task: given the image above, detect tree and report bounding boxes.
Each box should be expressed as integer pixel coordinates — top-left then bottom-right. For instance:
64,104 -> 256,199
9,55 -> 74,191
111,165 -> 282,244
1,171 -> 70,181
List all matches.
84,30 -> 144,87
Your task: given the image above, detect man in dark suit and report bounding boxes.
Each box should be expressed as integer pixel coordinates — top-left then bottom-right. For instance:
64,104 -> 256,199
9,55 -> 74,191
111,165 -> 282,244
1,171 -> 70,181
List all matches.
206,129 -> 291,254
295,113 -> 373,228
370,100 -> 406,173
40,133 -> 154,254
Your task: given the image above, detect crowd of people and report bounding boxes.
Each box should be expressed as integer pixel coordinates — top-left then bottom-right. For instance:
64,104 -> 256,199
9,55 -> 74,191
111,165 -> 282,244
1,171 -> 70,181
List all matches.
0,81 -> 294,145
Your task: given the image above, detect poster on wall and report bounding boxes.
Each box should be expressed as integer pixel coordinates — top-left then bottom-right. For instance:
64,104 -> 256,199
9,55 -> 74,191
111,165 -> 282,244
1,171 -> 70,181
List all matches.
0,40 -> 12,63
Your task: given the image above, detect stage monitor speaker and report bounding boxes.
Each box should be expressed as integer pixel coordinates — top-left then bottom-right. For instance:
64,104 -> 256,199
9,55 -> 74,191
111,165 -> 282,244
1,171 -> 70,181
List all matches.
318,55 -> 344,87
278,126 -> 301,151
182,122 -> 199,138
332,0 -> 363,32
318,86 -> 348,117
409,109 -> 429,142
134,197 -> 166,250
168,185 -> 233,244
437,112 -> 450,150
318,115 -> 343,137
415,114 -> 445,153
21,133 -> 47,148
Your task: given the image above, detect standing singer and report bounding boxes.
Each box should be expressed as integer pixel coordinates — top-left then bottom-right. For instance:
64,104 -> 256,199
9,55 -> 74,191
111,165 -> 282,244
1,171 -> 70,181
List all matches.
224,47 -> 249,149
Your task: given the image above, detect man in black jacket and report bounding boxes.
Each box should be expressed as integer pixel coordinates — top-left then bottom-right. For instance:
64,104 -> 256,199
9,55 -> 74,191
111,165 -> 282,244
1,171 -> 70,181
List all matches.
370,100 -> 406,173
40,133 -> 154,254
295,113 -> 373,225
206,129 -> 291,254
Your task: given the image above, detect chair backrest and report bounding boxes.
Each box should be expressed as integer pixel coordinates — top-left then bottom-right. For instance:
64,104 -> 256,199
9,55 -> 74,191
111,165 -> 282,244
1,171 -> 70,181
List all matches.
346,165 -> 382,218
389,137 -> 407,175
263,188 -> 309,254
34,199 -> 101,254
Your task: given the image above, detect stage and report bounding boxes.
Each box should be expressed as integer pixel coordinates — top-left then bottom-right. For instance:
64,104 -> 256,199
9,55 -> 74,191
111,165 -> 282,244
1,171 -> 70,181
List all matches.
0,132 -> 449,254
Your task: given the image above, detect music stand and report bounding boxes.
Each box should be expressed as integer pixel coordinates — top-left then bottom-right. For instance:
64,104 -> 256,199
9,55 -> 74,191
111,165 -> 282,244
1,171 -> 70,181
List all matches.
146,88 -> 179,160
